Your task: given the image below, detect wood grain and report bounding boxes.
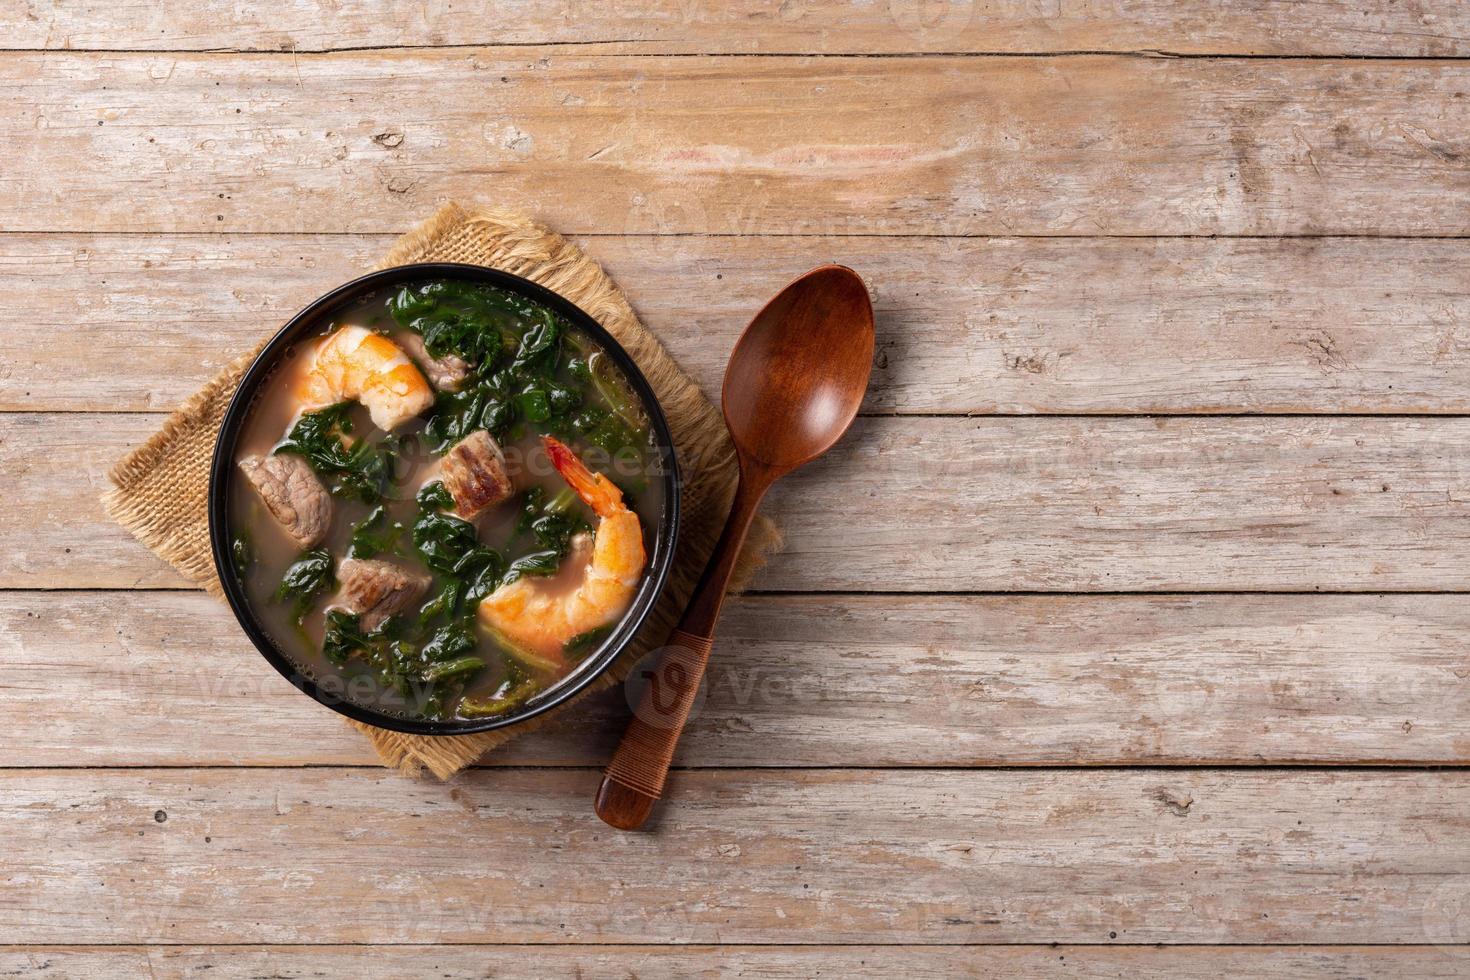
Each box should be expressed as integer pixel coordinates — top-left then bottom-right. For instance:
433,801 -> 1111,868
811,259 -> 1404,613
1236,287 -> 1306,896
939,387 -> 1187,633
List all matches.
0,945 -> 1465,979
6,591 -> 1470,768
6,233 -> 1470,415
7,0 -> 1470,56
8,0 -> 1470,966
7,54 -> 1470,236
17,413 -> 1470,592
3,768 -> 1468,944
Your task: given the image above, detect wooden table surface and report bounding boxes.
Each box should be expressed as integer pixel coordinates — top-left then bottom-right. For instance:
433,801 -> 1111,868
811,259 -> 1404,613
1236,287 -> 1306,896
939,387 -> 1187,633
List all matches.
4,2 -> 1470,976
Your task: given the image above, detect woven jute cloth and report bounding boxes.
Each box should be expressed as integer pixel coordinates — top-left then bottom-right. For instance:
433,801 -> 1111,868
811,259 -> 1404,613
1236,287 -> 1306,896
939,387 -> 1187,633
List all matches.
102,202 -> 781,779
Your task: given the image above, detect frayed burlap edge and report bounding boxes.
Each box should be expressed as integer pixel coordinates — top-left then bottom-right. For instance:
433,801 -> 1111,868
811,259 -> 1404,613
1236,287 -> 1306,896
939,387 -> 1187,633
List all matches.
102,201 -> 781,780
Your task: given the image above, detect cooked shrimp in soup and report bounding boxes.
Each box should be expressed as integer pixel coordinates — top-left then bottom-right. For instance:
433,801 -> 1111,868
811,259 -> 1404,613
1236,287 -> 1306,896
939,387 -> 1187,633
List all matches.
478,436 -> 647,666
300,325 -> 434,431
227,278 -> 666,722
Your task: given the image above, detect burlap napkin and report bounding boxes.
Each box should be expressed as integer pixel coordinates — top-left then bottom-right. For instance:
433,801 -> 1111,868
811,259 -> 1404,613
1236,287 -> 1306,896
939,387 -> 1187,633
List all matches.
102,202 -> 781,779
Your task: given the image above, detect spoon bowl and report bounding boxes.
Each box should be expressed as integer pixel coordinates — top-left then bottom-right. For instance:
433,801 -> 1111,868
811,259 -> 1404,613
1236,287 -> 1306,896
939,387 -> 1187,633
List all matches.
595,264 -> 875,830
722,265 -> 876,473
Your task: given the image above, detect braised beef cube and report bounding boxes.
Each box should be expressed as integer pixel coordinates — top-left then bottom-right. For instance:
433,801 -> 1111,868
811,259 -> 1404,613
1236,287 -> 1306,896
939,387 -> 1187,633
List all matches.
337,558 -> 431,632
238,453 -> 332,548
441,430 -> 515,519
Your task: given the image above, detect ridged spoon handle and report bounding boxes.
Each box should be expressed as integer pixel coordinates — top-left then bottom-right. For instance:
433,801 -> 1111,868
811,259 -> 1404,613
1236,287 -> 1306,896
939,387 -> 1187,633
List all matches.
594,476 -> 768,830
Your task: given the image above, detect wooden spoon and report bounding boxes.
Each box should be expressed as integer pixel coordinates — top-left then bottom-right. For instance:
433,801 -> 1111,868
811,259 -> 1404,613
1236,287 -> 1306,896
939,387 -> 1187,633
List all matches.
594,264 -> 875,830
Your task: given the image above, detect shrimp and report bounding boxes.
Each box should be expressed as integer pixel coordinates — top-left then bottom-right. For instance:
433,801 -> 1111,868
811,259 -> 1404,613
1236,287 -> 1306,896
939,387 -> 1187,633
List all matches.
299,326 -> 434,432
478,436 -> 646,666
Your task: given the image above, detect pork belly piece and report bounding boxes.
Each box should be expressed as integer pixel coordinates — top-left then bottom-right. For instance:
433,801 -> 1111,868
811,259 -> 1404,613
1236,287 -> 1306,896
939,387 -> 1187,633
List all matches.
398,331 -> 471,393
440,430 -> 515,519
238,453 -> 333,548
337,558 -> 431,632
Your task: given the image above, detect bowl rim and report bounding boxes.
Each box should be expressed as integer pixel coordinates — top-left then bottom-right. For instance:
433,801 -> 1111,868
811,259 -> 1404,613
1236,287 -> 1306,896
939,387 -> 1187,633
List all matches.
207,262 -> 682,736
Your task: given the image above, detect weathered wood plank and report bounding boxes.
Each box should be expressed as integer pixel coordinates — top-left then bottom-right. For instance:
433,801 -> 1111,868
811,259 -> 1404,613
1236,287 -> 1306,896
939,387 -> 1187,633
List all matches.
15,413 -> 1470,591
6,591 -> 1469,768
6,233 -> 1470,415
2,768 -> 1467,943
0,413 -> 190,589
1,945 -> 1465,979
7,54 -> 1470,236
766,415 -> 1470,591
7,0 -> 1470,56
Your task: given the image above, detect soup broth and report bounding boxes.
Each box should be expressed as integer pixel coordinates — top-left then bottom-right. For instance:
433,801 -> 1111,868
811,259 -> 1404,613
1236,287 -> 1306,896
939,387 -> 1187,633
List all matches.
228,278 -> 666,722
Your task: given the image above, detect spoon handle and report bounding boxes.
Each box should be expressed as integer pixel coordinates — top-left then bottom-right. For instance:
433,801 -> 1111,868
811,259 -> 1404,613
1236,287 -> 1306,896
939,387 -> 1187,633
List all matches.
594,476 -> 768,830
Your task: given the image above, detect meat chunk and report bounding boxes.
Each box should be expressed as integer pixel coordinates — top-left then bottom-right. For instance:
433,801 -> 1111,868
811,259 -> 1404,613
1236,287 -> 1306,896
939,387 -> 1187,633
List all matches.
238,453 -> 332,548
337,558 -> 431,632
440,430 -> 515,519
398,331 -> 471,393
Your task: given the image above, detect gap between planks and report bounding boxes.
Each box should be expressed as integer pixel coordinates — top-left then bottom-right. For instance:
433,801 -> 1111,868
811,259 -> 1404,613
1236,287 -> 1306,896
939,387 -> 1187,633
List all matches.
4,944 -> 1469,980
11,0 -> 1470,59
10,231 -> 1470,239
11,48 -> 1470,60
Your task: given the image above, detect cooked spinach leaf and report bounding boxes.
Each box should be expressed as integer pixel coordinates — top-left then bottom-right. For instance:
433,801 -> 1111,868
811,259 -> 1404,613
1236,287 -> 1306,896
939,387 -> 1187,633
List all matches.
346,505 -> 402,560
500,549 -> 563,587
512,486 -> 589,565
420,620 -> 477,663
416,479 -> 455,511
510,306 -> 561,371
274,402 -> 393,503
413,508 -> 481,575
564,625 -> 612,659
571,404 -> 643,459
389,280 -> 537,366
516,386 -> 552,423
416,579 -> 464,626
396,279 -> 631,459
460,549 -> 508,604
459,675 -> 540,718
412,481 -> 506,601
275,549 -> 335,623
423,387 -> 514,452
421,656 -> 486,683
230,532 -> 252,580
322,609 -> 369,665
323,608 -> 484,713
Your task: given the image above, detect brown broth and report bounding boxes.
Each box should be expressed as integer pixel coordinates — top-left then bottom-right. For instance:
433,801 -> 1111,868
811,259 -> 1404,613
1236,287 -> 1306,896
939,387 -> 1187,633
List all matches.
227,282 -> 665,721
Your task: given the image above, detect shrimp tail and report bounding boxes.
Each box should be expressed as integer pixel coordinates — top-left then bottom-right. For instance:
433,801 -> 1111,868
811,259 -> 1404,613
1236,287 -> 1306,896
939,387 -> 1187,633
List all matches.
543,436 -> 622,517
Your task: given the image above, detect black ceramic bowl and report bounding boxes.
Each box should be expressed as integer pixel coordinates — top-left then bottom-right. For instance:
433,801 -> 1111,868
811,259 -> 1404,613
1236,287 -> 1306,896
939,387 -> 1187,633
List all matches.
208,263 -> 681,736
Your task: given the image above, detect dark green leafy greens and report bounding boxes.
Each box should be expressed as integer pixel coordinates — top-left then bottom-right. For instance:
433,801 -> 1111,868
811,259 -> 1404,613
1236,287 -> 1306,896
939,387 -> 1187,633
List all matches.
275,549 -> 335,623
346,506 -> 403,560
322,609 -> 370,665
492,487 -> 590,588
390,280 -> 647,458
230,532 -> 252,579
419,620 -> 477,663
563,625 -> 612,659
424,386 -> 515,453
274,402 -> 396,503
314,482 -> 518,718
460,675 -> 541,718
388,281 -> 527,365
411,482 -> 507,601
